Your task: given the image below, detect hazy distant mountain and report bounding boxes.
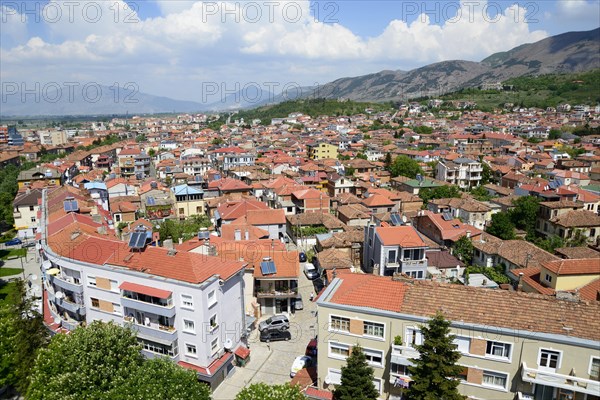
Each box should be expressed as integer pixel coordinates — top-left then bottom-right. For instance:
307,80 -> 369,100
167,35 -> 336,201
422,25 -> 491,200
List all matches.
0,85 -> 205,117
202,85 -> 275,111
302,28 -> 600,102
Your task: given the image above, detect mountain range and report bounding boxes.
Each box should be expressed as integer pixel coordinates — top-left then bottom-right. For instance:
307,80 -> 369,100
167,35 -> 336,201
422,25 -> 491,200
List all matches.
1,28 -> 598,117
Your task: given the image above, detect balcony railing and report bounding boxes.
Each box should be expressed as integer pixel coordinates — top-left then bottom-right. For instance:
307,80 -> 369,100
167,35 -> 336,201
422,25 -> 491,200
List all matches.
52,275 -> 84,294
521,362 -> 600,396
256,288 -> 298,298
124,316 -> 177,342
121,297 -> 176,318
391,344 -> 419,359
55,297 -> 86,315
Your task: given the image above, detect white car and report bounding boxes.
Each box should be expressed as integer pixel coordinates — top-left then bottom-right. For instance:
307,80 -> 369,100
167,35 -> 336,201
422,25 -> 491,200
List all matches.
290,355 -> 312,377
304,263 -> 320,280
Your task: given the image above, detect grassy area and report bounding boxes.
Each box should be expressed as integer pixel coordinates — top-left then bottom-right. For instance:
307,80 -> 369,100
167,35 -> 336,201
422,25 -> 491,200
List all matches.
0,280 -> 18,306
0,268 -> 23,278
0,248 -> 26,260
235,98 -> 395,124
438,69 -> 600,111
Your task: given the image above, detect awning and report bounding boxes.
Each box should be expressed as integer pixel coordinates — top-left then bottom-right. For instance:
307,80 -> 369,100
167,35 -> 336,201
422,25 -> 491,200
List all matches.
325,373 -> 341,385
119,282 -> 172,299
137,332 -> 174,346
47,268 -> 60,276
391,355 -> 414,366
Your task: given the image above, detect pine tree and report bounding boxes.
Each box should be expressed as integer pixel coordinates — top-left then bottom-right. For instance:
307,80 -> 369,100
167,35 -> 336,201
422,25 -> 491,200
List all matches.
406,312 -> 465,400
333,345 -> 379,400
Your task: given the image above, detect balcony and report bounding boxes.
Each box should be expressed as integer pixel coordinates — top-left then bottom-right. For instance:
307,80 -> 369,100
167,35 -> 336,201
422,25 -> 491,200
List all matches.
51,275 -> 84,294
256,288 -> 298,298
48,304 -> 82,331
401,259 -> 427,267
121,297 -> 176,318
521,362 -> 600,396
124,316 -> 177,343
55,297 -> 86,315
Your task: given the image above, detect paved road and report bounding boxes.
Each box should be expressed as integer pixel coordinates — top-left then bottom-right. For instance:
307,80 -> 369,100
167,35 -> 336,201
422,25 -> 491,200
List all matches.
213,261 -> 320,400
1,245 -> 43,304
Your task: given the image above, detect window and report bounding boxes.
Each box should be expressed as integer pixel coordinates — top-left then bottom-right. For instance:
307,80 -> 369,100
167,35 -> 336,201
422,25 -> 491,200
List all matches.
30,217 -> 36,222
91,298 -> 99,308
185,343 -> 197,357
363,348 -> 383,367
330,316 -> 350,332
88,276 -> 97,287
183,319 -> 195,333
29,205 -> 34,211
482,370 -> 508,389
329,342 -> 350,358
539,349 -> 560,370
181,294 -> 194,309
545,274 -> 552,283
209,314 -> 218,330
211,338 -> 219,355
590,357 -> 600,380
391,363 -> 410,377
110,280 -> 118,292
363,321 -> 384,338
486,341 -> 511,359
372,378 -> 382,394
207,290 -> 217,307
406,328 -> 423,348
140,338 -> 177,357
387,249 -> 397,263
454,337 -> 471,354
113,303 -> 122,316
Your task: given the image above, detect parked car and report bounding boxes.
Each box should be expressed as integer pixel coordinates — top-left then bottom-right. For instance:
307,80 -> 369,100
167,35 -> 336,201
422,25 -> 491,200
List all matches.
293,295 -> 303,311
258,315 -> 290,332
299,252 -> 307,262
23,241 -> 36,248
304,263 -> 319,280
290,355 -> 313,377
305,337 -> 318,357
260,328 -> 291,343
4,238 -> 22,246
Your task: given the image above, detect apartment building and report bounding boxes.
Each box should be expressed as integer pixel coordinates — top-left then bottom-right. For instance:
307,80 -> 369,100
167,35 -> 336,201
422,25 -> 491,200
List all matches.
436,158 -> 483,189
363,225 -> 429,278
209,147 -> 255,171
39,130 -> 69,146
39,189 -> 249,390
307,142 -> 338,161
12,188 -> 43,237
316,273 -> 600,400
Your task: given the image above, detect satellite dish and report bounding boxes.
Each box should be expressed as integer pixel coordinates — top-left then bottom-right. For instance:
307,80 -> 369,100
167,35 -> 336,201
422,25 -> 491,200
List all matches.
402,215 -> 407,223
55,291 -> 64,299
53,317 -> 61,324
29,274 -> 38,281
224,338 -> 233,350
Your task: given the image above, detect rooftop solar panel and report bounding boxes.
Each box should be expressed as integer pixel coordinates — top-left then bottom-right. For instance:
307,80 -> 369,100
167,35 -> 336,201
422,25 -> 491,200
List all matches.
390,214 -> 402,226
198,231 -> 210,240
260,261 -> 277,275
147,196 -> 156,206
135,232 -> 147,248
128,232 -> 140,248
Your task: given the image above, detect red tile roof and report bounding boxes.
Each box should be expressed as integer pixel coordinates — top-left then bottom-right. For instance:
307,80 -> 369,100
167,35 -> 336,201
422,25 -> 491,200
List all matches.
329,273 -> 407,313
234,345 -> 250,359
541,258 -> 600,276
376,226 -> 426,247
178,352 -> 234,377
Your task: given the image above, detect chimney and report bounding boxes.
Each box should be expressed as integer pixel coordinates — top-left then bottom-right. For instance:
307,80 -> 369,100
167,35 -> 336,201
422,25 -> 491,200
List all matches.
178,237 -> 183,245
234,229 -> 241,241
466,230 -> 471,238
517,272 -> 524,291
163,239 -> 174,250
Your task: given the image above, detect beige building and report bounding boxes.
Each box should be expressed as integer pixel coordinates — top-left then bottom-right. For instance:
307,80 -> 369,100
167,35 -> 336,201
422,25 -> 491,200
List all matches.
316,273 -> 600,400
39,130 -> 68,146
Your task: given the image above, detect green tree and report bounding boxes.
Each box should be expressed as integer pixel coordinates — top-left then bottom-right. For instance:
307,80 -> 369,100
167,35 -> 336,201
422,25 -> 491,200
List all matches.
452,236 -> 474,265
469,186 -> 492,201
388,155 -> 424,179
356,153 -> 368,160
0,279 -> 49,393
115,358 -> 211,400
236,383 -> 304,400
548,129 -> 562,140
27,321 -> 143,400
419,185 -> 461,203
486,213 -> 516,240
148,148 -> 156,157
135,134 -> 146,143
344,166 -> 356,177
407,312 -> 465,400
534,235 -> 565,253
384,152 -> 393,169
481,162 -> 493,185
212,137 -> 224,145
509,196 -> 540,240
333,345 -> 379,400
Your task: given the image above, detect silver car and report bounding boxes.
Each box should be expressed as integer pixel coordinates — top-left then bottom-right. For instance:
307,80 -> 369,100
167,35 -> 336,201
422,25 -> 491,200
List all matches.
258,315 -> 290,332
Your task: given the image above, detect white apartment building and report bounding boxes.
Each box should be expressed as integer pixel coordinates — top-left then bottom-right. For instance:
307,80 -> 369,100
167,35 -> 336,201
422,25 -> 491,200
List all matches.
436,158 -> 483,189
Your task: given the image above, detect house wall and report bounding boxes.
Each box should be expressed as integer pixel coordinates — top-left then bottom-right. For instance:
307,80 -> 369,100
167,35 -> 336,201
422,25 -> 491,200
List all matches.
316,302 -> 600,400
175,199 -> 206,218
14,204 -> 38,230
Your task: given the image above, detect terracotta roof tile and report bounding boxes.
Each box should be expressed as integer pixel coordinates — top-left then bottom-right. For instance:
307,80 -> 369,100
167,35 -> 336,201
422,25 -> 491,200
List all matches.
541,258 -> 600,276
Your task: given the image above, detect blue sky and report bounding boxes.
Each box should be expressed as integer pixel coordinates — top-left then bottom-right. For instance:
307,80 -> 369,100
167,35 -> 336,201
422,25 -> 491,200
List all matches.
1,1 -> 599,104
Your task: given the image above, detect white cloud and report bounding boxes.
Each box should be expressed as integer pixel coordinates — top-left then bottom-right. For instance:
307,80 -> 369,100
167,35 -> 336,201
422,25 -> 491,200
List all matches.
553,0 -> 600,31
0,0 -> 551,101
0,5 -> 29,46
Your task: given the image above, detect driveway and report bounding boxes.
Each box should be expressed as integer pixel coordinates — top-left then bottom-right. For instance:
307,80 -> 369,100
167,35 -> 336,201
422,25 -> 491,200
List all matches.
212,262 -> 320,399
